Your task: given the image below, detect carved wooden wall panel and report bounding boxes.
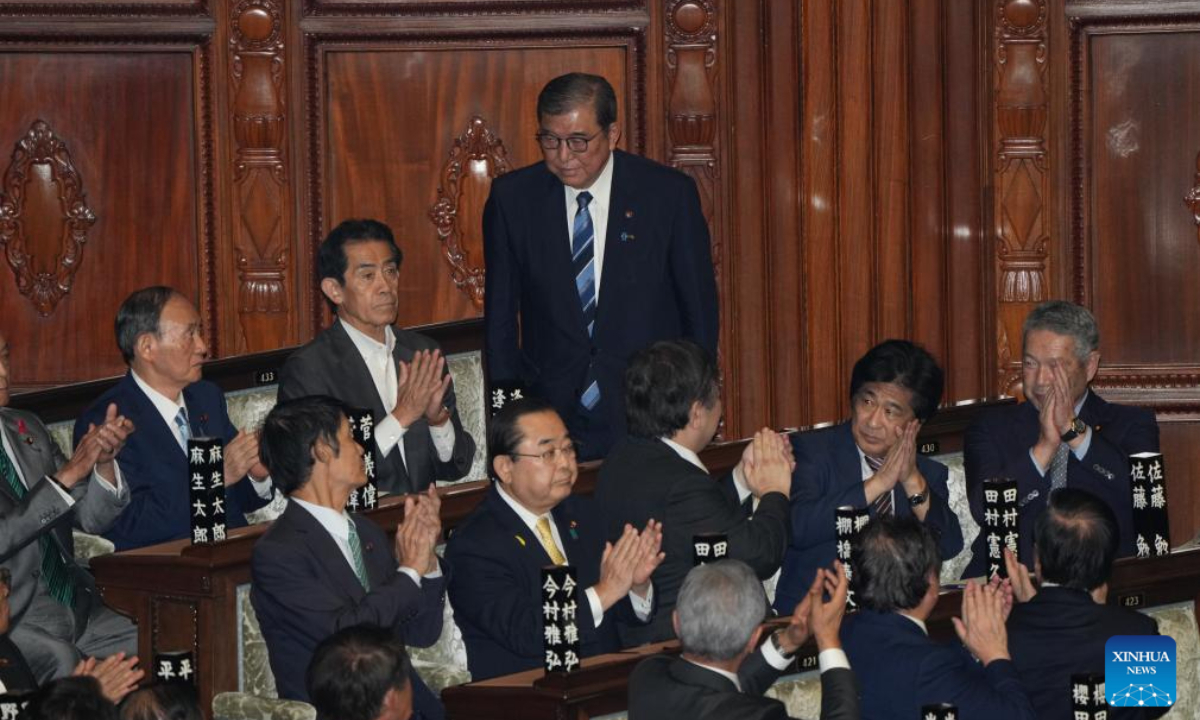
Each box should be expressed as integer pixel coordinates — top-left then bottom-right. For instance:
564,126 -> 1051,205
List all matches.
306,37 -> 639,333
0,48 -> 213,389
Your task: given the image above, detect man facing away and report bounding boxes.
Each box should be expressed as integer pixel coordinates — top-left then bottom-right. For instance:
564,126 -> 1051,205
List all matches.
628,559 -> 859,720
484,72 -> 718,460
597,339 -> 793,644
307,624 -> 416,720
251,396 -> 446,719
1005,488 -> 1164,719
278,218 -> 475,494
775,340 -> 962,614
74,287 -> 273,549
840,516 -> 1035,720
963,300 -> 1159,575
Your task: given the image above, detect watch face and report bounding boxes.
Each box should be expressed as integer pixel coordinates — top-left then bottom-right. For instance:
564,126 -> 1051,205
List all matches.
1072,417 -> 1087,434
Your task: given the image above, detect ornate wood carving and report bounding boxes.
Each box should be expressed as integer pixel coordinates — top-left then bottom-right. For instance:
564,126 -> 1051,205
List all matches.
1185,150 -> 1200,244
428,116 -> 511,311
229,0 -> 290,352
0,121 -> 96,317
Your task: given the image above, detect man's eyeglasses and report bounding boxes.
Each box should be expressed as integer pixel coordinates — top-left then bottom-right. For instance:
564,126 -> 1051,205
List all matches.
536,130 -> 602,153
511,442 -> 578,464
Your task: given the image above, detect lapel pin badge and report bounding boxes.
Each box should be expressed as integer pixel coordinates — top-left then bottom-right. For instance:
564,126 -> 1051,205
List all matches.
515,534 -> 526,547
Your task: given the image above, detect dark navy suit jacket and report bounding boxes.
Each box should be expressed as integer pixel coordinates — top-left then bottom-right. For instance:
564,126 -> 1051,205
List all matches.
250,501 -> 446,716
445,484 -> 645,680
774,423 -> 962,614
1008,586 -> 1164,719
483,150 -> 719,459
73,373 -> 270,551
842,610 -> 1035,720
962,392 -> 1159,576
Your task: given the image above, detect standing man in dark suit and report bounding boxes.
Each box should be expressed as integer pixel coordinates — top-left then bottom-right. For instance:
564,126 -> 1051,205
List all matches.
0,332 -> 139,682
841,517 -> 1035,720
963,300 -> 1159,576
484,72 -> 719,460
628,560 -> 859,720
597,339 -> 792,644
775,340 -> 962,615
74,287 -> 273,550
445,397 -> 664,680
252,396 -> 446,718
278,219 -> 475,494
1005,489 -> 1163,718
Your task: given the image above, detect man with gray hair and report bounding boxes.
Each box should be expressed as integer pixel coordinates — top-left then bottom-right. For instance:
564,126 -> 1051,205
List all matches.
962,300 -> 1159,576
628,560 -> 858,720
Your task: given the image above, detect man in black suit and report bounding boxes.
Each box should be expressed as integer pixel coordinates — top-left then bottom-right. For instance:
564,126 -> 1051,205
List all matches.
597,339 -> 792,644
1005,489 -> 1163,718
840,517 -> 1035,720
444,397 -> 664,680
628,559 -> 859,720
307,625 -> 415,720
251,396 -> 445,718
278,219 -> 475,495
963,300 -> 1159,576
775,340 -> 962,615
484,72 -> 719,460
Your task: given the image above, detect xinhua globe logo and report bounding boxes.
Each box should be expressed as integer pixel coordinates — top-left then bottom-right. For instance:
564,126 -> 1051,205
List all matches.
1105,635 -> 1176,708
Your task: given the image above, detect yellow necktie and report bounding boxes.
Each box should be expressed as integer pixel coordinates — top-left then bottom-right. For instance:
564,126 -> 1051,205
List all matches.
535,516 -> 567,566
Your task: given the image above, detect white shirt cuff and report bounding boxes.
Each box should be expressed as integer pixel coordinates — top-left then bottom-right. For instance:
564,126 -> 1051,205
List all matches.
91,461 -> 123,495
423,563 -> 443,580
629,583 -> 654,621
398,566 -> 423,587
45,476 -> 76,506
1072,426 -> 1093,461
429,420 -> 457,463
760,634 -> 792,670
585,586 -> 604,627
731,464 -> 753,504
375,414 -> 406,457
818,648 -> 850,672
1029,448 -> 1048,477
249,474 -> 274,499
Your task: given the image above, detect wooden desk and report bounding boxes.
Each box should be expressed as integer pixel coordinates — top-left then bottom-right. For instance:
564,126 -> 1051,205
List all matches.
442,547 -> 1200,720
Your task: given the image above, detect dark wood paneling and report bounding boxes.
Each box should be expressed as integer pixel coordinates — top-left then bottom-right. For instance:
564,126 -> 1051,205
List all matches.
0,47 -> 213,389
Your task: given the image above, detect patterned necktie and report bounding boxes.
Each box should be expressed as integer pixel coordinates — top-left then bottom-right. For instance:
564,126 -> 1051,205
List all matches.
535,516 -> 567,566
346,519 -> 371,591
572,191 -> 601,411
0,445 -> 75,607
1048,442 -> 1070,491
864,454 -> 893,517
174,407 -> 191,450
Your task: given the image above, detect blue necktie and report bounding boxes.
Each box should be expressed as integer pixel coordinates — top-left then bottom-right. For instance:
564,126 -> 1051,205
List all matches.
174,407 -> 191,451
572,192 -> 600,410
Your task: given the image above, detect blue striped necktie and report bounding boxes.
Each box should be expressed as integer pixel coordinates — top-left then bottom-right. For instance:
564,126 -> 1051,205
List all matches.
865,454 -> 893,516
572,191 -> 600,410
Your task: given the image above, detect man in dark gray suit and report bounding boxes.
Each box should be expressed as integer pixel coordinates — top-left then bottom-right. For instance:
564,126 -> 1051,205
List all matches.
0,332 -> 138,683
278,219 -> 475,495
629,560 -> 859,720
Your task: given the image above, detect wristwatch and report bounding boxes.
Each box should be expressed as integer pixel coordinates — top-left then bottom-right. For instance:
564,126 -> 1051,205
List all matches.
769,629 -> 796,659
1060,416 -> 1087,443
907,491 -> 928,507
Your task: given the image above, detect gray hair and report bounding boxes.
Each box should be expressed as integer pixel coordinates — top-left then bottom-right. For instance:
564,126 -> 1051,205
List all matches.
115,286 -> 182,364
1022,300 -> 1100,360
676,560 -> 768,662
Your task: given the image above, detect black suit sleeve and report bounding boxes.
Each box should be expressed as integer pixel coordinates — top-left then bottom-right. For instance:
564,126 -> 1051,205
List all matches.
667,176 -> 719,357
819,667 -> 861,720
483,187 -> 523,384
277,349 -> 328,403
670,474 -> 790,579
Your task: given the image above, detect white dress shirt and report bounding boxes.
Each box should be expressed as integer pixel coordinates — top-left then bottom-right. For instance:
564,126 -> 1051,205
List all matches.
338,320 -> 456,468
495,483 -> 653,627
563,151 -> 615,301
130,371 -> 272,499
290,497 -> 440,587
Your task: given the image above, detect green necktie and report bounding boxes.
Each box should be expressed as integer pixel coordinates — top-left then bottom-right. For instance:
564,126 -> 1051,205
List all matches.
346,519 -> 371,591
0,446 -> 75,607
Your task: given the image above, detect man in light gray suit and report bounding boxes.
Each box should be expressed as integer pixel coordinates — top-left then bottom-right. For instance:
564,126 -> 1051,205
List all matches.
0,332 -> 139,682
